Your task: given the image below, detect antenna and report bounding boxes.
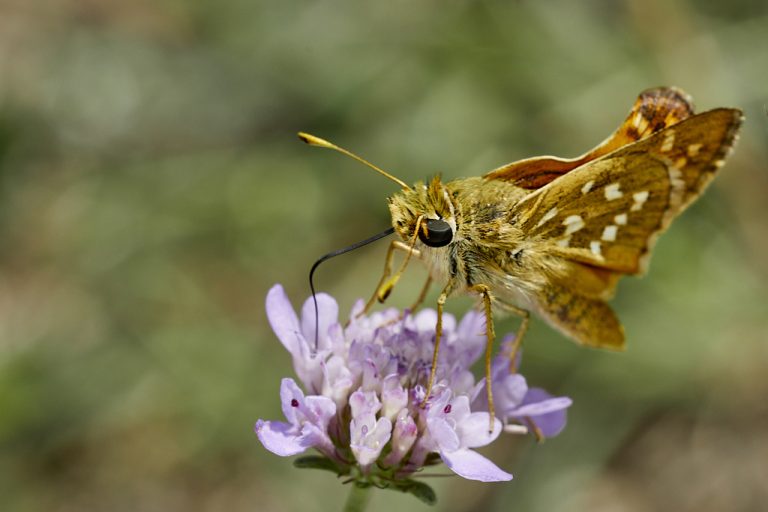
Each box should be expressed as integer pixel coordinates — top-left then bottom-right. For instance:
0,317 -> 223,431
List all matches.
298,132 -> 411,190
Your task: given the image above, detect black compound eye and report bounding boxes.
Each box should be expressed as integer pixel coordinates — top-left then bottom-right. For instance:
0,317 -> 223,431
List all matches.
418,218 -> 453,247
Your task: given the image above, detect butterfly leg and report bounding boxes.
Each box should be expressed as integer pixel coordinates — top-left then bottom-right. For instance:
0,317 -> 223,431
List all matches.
497,302 -> 530,373
469,284 -> 497,432
423,282 -> 454,408
407,274 -> 432,314
524,416 -> 545,443
492,302 -> 533,435
362,240 -> 421,314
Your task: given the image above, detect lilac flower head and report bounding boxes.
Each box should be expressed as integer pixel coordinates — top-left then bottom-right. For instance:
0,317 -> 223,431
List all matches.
256,284 -> 572,496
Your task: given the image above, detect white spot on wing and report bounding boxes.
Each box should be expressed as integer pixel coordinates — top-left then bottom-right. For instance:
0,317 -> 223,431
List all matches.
666,160 -> 686,211
562,214 -> 585,235
668,165 -> 685,193
631,191 -> 649,211
661,130 -> 676,152
604,183 -> 623,201
557,236 -> 571,248
687,143 -> 702,157
536,207 -> 558,228
602,225 -> 618,242
632,114 -> 650,133
590,240 -> 603,257
614,213 -> 628,225
581,180 -> 594,195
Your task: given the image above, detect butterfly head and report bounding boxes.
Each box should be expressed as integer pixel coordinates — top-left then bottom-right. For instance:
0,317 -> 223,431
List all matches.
389,175 -> 456,249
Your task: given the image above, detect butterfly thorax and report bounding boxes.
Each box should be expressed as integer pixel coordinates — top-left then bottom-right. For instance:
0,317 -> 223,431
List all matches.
388,176 -> 565,307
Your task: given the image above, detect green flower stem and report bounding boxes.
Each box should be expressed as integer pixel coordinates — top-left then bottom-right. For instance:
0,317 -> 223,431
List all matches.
343,484 -> 372,512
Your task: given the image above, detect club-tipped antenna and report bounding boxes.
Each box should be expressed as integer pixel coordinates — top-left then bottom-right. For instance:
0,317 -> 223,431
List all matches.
298,132 -> 411,191
309,226 -> 396,352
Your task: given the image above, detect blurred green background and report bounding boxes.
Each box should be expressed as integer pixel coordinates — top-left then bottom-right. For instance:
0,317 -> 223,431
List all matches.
1,1 -> 767,511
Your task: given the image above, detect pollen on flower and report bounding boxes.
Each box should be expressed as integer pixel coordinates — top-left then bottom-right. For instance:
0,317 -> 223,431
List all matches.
255,284 -> 573,487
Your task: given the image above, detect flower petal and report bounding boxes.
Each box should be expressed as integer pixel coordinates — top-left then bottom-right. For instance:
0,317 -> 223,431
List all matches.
427,417 -> 461,452
348,299 -> 365,321
349,389 -> 382,419
303,394 -> 337,429
298,422 -> 333,452
473,373 -> 528,414
300,292 -> 339,350
494,373 -> 528,413
321,355 -> 354,407
350,414 -> 392,466
440,448 -> 513,482
266,285 -> 303,355
490,335 -> 522,378
384,410 -> 418,466
515,388 -> 571,438
457,412 -> 502,448
413,309 -> 438,332
509,396 -> 572,417
255,420 -> 311,457
279,378 -> 305,425
381,375 -> 408,421
455,310 -> 486,364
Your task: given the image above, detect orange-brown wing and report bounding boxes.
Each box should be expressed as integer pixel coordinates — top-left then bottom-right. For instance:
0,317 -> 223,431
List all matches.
555,260 -> 622,300
532,283 -> 626,350
484,86 -> 695,189
516,108 -> 743,276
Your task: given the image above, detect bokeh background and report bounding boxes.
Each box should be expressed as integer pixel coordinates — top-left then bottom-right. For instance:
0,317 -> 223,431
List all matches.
1,1 -> 767,511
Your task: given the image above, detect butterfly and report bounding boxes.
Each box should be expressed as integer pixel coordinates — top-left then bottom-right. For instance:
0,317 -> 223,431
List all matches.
301,87 -> 743,420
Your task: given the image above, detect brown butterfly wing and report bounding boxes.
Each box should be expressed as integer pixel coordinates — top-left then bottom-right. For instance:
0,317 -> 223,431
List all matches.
484,86 -> 695,189
534,283 -> 626,350
517,108 -> 743,274
516,107 -> 742,350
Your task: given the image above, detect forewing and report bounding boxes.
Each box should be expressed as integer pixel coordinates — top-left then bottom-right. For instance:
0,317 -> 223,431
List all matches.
516,108 -> 743,275
484,87 -> 695,189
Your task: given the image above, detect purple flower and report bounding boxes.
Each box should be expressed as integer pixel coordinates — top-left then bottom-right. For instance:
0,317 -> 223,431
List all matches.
475,336 -> 572,438
255,284 -> 573,488
419,392 -> 510,482
255,378 -> 336,457
350,389 -> 393,468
